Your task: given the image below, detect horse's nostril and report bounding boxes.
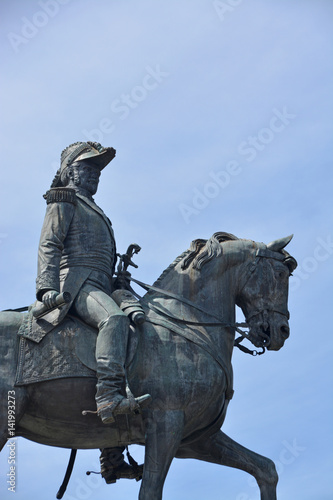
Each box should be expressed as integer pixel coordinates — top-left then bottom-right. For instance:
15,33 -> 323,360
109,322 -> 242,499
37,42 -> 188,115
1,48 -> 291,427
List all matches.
280,325 -> 290,338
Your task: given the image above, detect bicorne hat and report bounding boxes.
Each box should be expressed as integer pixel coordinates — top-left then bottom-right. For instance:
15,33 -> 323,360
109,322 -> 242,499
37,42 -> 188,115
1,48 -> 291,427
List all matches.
51,141 -> 116,188
61,141 -> 116,172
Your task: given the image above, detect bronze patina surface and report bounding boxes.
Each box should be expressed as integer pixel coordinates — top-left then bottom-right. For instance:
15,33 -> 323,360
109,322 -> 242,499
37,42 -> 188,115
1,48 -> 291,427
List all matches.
0,195 -> 296,500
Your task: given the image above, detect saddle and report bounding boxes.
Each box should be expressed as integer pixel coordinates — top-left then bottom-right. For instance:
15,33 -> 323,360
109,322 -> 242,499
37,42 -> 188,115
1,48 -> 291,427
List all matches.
15,286 -> 144,386
15,312 -> 138,386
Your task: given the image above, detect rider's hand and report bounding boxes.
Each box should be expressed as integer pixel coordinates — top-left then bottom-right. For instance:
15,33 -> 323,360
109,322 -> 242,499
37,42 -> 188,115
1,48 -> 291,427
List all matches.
114,270 -> 131,290
42,290 -> 59,310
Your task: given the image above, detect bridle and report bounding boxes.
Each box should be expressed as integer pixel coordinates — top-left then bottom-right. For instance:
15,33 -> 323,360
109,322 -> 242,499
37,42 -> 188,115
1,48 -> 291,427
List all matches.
128,247 -> 291,356
239,248 -> 291,321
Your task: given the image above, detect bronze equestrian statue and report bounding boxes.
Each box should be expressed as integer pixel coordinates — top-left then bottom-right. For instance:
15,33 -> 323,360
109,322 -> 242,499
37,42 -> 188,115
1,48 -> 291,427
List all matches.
0,143 -> 297,499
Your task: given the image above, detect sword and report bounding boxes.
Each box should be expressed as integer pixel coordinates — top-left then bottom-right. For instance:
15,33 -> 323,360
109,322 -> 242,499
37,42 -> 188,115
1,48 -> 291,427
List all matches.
115,244 -> 142,297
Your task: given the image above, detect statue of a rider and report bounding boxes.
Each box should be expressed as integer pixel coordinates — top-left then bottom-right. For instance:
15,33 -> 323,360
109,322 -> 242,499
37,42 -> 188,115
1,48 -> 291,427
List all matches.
35,141 -> 151,481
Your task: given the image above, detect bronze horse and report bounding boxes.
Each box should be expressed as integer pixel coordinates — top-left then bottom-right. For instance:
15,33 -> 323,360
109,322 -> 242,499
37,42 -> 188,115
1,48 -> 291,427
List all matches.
0,233 -> 297,500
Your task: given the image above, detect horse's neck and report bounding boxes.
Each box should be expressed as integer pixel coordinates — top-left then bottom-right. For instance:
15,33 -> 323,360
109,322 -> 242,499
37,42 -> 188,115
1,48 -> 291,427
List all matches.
148,260 -> 238,359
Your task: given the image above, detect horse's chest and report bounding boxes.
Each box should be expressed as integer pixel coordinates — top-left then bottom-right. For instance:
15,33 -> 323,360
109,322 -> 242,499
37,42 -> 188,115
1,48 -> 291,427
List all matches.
131,327 -> 225,406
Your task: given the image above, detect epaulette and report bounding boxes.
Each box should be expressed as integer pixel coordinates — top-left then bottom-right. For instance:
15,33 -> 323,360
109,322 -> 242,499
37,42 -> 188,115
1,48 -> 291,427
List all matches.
43,188 -> 77,205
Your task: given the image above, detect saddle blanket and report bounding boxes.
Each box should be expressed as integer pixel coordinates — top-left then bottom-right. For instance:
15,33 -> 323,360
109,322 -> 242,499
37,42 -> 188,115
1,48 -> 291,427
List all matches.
15,314 -> 98,385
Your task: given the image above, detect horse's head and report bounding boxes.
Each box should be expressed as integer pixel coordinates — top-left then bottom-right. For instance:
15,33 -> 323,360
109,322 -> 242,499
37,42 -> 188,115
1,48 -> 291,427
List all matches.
236,235 -> 297,351
152,231 -> 297,353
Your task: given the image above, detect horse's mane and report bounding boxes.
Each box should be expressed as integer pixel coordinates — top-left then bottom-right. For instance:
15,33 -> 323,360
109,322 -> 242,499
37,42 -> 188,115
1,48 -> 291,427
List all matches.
153,232 -> 239,287
182,232 -> 239,270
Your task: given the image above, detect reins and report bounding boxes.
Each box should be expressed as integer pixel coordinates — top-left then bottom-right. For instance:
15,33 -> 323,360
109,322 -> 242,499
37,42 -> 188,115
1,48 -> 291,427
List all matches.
128,247 -> 292,356
129,276 -> 265,356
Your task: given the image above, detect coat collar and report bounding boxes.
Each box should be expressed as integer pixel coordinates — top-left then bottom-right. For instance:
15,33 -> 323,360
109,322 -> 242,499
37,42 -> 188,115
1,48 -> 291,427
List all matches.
76,193 -> 114,231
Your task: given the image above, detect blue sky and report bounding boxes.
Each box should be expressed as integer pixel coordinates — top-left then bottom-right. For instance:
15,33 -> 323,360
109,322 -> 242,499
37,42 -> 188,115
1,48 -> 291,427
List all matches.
0,1 -> 332,499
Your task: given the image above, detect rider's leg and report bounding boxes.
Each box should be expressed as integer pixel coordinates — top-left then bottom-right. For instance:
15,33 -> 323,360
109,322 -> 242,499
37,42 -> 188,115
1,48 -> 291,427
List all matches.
72,284 -> 151,423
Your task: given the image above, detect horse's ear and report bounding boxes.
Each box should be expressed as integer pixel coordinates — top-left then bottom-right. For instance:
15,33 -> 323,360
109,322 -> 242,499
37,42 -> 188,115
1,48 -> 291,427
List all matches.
267,234 -> 293,252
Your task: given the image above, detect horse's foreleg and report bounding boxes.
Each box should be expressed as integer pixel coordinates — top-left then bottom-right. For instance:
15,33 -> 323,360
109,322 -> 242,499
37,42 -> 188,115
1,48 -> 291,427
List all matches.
177,430 -> 278,500
139,409 -> 184,500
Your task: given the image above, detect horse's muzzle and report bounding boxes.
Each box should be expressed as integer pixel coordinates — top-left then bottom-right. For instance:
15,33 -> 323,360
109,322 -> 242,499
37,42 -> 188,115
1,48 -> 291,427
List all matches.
248,313 -> 290,351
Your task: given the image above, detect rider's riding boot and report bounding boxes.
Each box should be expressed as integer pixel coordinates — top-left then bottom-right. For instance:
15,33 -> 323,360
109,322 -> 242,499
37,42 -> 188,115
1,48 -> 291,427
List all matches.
100,447 -> 143,484
95,313 -> 151,424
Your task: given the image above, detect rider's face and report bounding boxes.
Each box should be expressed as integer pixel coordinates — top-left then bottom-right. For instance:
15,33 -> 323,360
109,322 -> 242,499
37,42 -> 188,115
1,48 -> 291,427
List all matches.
73,162 -> 101,195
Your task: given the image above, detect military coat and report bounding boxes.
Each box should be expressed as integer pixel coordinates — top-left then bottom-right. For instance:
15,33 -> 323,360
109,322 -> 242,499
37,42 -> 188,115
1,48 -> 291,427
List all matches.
34,187 -> 117,333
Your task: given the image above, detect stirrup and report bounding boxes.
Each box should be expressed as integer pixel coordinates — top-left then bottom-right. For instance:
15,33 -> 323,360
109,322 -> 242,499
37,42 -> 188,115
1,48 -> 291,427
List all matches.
101,461 -> 143,484
114,394 -> 151,415
98,394 -> 152,424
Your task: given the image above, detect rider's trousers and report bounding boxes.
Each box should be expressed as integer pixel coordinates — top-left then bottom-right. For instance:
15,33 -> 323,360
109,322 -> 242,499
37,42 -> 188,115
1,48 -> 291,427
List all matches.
71,282 -> 130,410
